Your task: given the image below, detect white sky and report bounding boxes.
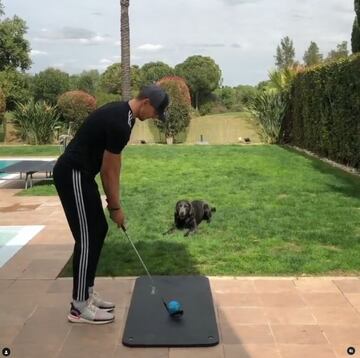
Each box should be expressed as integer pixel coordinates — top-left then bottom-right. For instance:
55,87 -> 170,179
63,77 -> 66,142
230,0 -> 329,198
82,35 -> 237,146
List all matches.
3,0 -> 355,86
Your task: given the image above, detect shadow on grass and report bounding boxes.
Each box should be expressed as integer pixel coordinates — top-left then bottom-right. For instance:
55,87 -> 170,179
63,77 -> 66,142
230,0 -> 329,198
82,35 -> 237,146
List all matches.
283,146 -> 360,201
59,239 -> 201,277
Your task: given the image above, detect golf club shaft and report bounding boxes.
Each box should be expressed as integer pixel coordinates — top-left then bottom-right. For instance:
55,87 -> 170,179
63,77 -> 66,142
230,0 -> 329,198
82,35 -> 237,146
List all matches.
121,225 -> 155,286
120,226 -> 169,312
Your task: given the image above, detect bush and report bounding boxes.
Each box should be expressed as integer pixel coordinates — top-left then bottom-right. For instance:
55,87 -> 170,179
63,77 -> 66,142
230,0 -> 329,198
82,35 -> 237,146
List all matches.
156,79 -> 191,141
12,100 -> 60,144
157,76 -> 191,105
246,90 -> 288,144
57,90 -> 97,134
281,54 -> 360,169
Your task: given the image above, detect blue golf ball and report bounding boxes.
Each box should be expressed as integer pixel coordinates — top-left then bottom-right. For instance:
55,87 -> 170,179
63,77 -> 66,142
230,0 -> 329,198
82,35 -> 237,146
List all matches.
167,300 -> 182,315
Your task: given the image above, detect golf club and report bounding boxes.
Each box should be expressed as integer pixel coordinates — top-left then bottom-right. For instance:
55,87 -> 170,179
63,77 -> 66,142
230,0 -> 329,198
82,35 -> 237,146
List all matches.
120,225 -> 184,318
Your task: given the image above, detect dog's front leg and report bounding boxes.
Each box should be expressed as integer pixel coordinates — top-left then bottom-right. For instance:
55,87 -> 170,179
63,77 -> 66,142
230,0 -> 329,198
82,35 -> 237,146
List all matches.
184,221 -> 197,237
163,225 -> 176,235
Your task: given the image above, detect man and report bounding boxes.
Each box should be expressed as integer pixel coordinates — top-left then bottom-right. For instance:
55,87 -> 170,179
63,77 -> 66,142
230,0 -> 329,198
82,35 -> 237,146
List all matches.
53,84 -> 169,324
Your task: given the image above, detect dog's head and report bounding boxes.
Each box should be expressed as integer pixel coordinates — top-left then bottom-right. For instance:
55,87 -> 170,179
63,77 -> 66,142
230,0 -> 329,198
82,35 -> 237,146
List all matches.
175,200 -> 194,220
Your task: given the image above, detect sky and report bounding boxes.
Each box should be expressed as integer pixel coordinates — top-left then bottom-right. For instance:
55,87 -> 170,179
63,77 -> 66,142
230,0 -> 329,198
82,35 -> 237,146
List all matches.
2,0 -> 355,86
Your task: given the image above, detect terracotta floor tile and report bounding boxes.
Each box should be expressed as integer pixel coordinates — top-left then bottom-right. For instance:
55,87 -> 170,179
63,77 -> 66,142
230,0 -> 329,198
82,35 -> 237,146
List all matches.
278,344 -> 337,358
320,325 -> 360,344
0,279 -> 15,293
264,307 -> 316,325
223,344 -> 281,358
220,324 -> 274,344
10,343 -> 61,358
215,293 -> 262,307
254,280 -> 295,293
47,278 -> 73,293
310,306 -> 360,325
6,279 -> 53,295
0,324 -> 24,346
294,279 -> 340,293
331,344 -> 360,358
219,307 -> 267,325
333,279 -> 360,293
345,293 -> 360,312
20,259 -> 66,279
271,325 -> 328,345
114,345 -> 169,358
57,311 -> 126,358
300,292 -> 352,307
169,346 -> 223,358
258,292 -> 306,307
210,279 -> 256,294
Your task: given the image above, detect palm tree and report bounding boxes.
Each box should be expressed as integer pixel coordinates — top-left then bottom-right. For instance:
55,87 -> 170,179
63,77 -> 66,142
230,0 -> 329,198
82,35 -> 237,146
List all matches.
120,0 -> 131,100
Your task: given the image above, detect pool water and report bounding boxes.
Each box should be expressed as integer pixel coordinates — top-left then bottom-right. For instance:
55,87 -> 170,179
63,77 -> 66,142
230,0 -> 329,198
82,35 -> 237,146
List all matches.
0,160 -> 18,179
0,226 -> 44,268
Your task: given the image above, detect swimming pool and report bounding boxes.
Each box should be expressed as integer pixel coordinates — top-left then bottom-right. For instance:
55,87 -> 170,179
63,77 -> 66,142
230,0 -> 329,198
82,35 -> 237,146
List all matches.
0,160 -> 19,179
0,226 -> 44,268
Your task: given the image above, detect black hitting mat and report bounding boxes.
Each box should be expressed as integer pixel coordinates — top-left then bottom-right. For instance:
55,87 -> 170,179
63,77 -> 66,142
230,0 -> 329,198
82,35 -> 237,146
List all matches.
122,275 -> 219,347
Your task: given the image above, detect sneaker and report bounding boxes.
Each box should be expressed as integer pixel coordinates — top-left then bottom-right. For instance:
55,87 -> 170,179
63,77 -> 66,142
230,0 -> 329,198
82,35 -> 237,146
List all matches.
68,300 -> 114,325
90,291 -> 115,312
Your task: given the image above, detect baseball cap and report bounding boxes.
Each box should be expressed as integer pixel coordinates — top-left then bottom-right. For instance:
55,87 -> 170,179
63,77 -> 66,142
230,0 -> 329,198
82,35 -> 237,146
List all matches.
141,84 -> 169,121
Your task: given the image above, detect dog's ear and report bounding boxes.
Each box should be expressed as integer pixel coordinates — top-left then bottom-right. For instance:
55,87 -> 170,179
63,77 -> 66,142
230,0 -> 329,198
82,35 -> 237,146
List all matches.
188,201 -> 195,217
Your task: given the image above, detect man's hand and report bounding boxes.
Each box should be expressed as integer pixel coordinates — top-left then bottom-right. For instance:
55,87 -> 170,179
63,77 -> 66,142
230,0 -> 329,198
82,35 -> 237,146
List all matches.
109,207 -> 125,228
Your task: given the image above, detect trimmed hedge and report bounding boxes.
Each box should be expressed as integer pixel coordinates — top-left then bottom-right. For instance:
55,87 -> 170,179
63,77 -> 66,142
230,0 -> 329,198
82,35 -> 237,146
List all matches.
281,54 -> 360,169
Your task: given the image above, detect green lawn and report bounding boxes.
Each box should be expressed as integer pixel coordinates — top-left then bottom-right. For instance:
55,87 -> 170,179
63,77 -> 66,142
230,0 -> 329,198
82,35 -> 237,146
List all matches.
2,144 -> 360,276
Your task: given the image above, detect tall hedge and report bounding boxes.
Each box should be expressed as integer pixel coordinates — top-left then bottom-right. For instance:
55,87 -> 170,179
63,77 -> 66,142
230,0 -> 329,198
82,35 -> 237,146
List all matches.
281,54 -> 360,169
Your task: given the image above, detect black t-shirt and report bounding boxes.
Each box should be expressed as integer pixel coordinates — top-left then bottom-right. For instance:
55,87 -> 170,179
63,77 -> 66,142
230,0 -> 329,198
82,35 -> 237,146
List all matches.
61,101 -> 135,177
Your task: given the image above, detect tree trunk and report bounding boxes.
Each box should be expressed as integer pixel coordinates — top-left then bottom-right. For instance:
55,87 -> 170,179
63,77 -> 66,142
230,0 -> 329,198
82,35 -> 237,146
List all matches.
195,91 -> 199,110
120,0 -> 131,101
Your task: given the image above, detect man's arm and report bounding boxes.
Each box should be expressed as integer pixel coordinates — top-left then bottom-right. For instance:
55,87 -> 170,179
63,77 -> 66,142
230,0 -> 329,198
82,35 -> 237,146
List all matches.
100,150 -> 121,209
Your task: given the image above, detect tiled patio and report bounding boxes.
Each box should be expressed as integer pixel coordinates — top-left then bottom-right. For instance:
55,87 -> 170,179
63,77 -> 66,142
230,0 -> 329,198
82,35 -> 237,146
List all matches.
0,187 -> 360,358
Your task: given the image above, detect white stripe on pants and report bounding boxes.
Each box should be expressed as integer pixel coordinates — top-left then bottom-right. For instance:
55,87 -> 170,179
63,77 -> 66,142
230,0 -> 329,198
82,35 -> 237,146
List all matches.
72,169 -> 89,301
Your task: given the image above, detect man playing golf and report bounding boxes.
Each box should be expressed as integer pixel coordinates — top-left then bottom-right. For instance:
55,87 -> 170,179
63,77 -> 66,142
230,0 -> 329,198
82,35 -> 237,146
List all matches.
53,84 -> 169,324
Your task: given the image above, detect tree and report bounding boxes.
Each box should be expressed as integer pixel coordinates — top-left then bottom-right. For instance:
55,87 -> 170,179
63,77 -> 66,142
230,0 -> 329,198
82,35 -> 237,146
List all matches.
73,70 -> 100,95
140,62 -> 174,87
0,69 -> 32,109
99,63 -> 140,96
303,41 -> 323,66
352,0 -> 360,53
156,79 -> 191,143
327,41 -> 349,61
0,1 -> 31,71
175,55 -> 221,110
120,0 -> 131,101
32,68 -> 71,105
275,36 -> 296,69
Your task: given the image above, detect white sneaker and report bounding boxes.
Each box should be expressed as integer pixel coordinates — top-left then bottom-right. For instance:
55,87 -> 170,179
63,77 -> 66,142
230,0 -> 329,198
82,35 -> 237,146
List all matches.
90,291 -> 115,312
68,299 -> 114,325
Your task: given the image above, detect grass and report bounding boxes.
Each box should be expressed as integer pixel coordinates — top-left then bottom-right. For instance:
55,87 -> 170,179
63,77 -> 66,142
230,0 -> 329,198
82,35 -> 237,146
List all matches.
0,144 -> 61,157
2,144 -> 360,276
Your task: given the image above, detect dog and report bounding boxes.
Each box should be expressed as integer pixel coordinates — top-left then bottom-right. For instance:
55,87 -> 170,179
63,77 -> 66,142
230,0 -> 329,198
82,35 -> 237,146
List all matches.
163,200 -> 216,237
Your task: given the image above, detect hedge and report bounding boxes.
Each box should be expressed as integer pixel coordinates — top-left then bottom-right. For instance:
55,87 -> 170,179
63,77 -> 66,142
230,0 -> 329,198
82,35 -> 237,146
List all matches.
281,54 -> 360,169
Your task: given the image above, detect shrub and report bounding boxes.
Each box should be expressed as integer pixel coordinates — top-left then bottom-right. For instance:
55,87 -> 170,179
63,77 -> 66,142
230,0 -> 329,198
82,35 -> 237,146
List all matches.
157,76 -> 191,105
281,54 -> 360,169
246,90 -> 288,144
12,100 -> 60,144
156,79 -> 191,141
57,90 -> 96,134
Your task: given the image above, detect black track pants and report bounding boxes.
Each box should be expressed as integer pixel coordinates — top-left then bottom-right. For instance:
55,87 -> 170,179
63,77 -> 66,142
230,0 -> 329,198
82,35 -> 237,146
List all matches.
53,158 -> 108,301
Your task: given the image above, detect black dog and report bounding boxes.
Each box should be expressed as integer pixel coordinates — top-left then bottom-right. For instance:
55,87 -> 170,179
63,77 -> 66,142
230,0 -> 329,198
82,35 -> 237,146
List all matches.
163,200 -> 216,237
